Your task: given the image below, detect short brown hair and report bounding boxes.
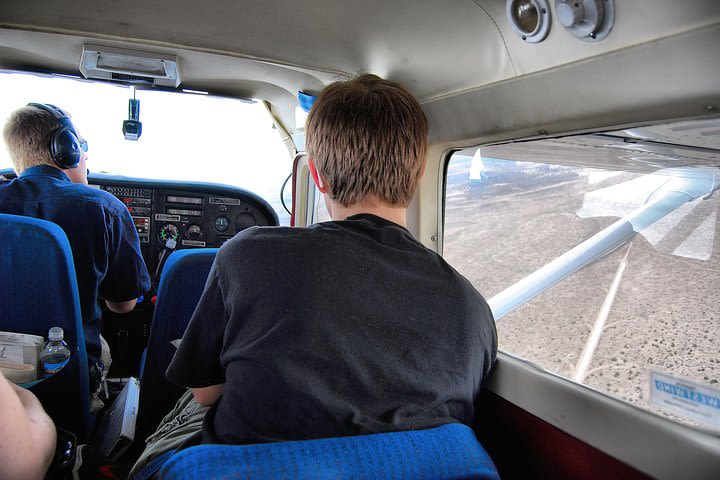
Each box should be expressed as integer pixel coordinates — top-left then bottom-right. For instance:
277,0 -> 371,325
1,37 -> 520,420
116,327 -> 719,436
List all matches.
305,74 -> 428,207
3,105 -> 58,174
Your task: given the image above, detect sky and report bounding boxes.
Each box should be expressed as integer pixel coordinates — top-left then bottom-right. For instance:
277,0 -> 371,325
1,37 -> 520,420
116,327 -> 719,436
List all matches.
0,72 -> 293,223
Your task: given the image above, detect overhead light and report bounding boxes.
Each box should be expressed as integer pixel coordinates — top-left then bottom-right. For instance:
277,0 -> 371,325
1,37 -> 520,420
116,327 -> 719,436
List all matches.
506,0 -> 551,44
555,0 -> 615,41
80,44 -> 181,87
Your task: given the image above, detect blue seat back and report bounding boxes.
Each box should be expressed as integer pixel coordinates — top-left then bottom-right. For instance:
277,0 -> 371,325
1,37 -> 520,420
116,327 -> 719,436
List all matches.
157,423 -> 499,480
137,248 -> 218,442
0,213 -> 91,440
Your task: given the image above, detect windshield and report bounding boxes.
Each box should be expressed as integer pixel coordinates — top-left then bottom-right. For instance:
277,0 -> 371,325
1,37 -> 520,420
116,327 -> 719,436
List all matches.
0,71 -> 293,224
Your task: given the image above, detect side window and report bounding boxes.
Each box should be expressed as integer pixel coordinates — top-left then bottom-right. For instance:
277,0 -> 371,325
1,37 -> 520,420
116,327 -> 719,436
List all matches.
313,191 -> 332,223
443,124 -> 720,429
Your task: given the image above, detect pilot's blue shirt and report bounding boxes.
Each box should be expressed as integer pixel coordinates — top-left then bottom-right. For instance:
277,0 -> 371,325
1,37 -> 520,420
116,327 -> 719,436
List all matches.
0,165 -> 151,369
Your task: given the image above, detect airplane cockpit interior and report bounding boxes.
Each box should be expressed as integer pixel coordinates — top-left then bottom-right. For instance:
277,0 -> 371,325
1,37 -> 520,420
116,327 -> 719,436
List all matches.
1,1 -> 719,478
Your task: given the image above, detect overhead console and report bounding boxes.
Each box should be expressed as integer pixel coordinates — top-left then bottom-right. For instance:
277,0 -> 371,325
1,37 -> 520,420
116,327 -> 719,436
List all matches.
89,174 -> 279,276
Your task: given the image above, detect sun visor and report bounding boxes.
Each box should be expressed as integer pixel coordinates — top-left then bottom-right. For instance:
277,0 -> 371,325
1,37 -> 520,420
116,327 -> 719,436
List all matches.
80,44 -> 181,87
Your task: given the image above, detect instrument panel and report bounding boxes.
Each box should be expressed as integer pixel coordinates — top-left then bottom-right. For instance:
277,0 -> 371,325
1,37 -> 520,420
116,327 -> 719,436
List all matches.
0,169 -> 280,281
93,177 -> 279,276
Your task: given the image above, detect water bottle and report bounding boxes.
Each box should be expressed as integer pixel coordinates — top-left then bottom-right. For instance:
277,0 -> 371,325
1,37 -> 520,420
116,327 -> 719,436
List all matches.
40,327 -> 71,377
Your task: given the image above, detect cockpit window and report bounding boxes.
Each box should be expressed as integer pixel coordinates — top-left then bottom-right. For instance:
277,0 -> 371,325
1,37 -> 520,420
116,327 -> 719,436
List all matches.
444,119 -> 720,429
0,71 -> 293,224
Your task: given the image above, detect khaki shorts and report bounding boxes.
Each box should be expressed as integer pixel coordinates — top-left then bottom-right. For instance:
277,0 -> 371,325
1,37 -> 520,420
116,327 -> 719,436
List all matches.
128,389 -> 209,478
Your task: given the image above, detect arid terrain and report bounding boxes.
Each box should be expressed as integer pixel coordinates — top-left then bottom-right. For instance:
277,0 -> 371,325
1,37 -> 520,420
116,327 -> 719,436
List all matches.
443,156 -> 719,427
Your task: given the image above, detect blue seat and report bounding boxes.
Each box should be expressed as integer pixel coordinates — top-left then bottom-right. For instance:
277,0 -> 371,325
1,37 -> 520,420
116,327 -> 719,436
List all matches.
156,423 -> 499,480
0,213 -> 91,440
137,248 -> 218,443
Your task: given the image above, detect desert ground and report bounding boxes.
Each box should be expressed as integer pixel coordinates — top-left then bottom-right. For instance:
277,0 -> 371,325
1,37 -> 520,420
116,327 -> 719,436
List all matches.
443,155 -> 719,427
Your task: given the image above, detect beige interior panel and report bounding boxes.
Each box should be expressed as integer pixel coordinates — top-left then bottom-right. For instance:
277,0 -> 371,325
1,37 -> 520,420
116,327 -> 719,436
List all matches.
2,0 -> 718,106
473,0 -> 720,79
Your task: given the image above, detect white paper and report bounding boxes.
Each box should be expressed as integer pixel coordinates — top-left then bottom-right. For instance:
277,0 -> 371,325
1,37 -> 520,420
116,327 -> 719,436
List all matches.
0,332 -> 46,382
0,343 -> 23,364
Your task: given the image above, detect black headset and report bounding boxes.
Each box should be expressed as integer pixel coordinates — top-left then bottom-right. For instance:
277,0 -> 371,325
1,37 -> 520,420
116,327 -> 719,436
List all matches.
27,103 -> 83,169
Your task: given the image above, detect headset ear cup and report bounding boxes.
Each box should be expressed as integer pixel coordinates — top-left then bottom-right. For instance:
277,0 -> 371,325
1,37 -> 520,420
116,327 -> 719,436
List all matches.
52,127 -> 81,169
29,103 -> 82,169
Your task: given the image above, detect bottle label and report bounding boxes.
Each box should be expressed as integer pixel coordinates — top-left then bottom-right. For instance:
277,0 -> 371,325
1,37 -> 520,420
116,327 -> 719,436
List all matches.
43,357 -> 70,376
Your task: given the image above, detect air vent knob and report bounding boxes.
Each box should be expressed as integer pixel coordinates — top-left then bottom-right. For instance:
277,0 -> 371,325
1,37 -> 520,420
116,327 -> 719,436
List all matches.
555,0 -> 614,41
556,1 -> 585,28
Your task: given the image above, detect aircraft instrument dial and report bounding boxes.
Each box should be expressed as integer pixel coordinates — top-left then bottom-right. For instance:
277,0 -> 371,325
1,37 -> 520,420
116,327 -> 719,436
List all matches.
214,216 -> 230,232
159,224 -> 180,243
186,224 -> 202,239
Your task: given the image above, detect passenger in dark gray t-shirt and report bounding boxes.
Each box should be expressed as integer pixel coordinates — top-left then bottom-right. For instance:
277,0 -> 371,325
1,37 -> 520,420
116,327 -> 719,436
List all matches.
133,74 -> 496,472
167,213 -> 496,444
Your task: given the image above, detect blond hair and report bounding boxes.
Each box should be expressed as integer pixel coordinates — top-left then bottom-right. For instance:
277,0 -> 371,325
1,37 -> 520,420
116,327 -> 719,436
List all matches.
305,74 -> 428,207
3,106 -> 58,174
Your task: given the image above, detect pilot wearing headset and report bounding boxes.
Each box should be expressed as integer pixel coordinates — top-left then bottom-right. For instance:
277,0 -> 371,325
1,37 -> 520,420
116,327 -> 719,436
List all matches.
0,104 -> 151,408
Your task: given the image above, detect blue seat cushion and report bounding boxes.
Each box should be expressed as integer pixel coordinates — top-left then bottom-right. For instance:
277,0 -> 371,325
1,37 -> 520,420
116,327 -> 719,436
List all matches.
0,214 -> 91,440
137,249 -> 218,443
157,423 -> 499,479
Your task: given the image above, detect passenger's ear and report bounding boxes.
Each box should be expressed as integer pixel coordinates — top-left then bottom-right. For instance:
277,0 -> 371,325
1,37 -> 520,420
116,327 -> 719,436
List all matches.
308,157 -> 328,193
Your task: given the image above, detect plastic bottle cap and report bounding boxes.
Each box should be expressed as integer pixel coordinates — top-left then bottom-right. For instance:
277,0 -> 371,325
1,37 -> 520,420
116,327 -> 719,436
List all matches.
48,327 -> 64,341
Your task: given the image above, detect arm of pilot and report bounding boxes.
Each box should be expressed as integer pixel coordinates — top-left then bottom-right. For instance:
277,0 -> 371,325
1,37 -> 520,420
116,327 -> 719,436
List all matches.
192,384 -> 225,406
0,372 -> 57,480
100,206 -> 152,313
